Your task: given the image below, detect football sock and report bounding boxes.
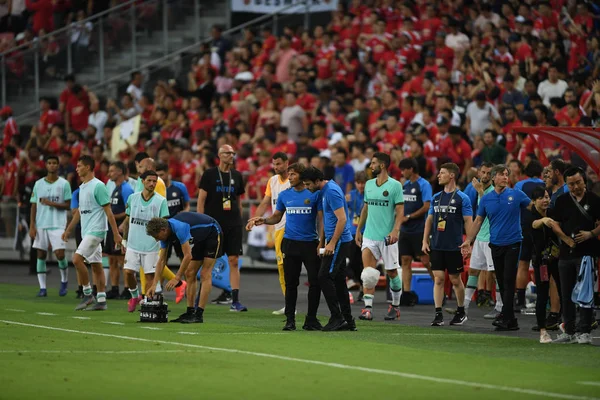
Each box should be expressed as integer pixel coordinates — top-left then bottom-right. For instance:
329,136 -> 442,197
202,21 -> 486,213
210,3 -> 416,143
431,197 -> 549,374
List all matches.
435,307 -> 442,314
97,292 -> 107,303
83,284 -> 92,296
36,259 -> 47,289
232,289 -> 239,303
464,275 -> 478,309
389,275 -> 402,307
129,287 -> 139,298
58,258 -> 68,283
161,267 -> 176,281
187,306 -> 194,313
363,294 -> 374,308
140,268 -> 146,295
155,281 -> 162,294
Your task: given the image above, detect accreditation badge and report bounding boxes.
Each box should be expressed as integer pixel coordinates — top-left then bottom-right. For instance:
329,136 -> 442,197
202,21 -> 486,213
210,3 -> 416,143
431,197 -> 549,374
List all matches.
437,218 -> 446,232
223,199 -> 232,211
352,215 -> 360,226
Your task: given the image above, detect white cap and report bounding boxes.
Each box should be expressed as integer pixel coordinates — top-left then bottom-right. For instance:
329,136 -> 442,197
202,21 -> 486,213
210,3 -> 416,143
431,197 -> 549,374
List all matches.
319,149 -> 332,159
328,132 -> 344,146
515,15 -> 526,23
234,71 -> 254,82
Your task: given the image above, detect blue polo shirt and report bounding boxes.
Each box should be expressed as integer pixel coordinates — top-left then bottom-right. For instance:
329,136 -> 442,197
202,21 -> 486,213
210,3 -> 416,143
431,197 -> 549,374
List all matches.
319,181 -> 353,244
477,188 -> 531,246
161,212 -> 221,249
346,188 -> 364,236
402,177 -> 432,234
463,182 -> 478,216
514,177 -> 544,233
550,183 -> 569,208
428,190 -> 472,251
276,188 -> 320,242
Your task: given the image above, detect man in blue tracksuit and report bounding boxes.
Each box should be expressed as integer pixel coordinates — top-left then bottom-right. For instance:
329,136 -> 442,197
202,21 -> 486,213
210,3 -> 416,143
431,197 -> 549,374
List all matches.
462,164 -> 532,331
303,167 -> 356,332
247,163 -> 323,331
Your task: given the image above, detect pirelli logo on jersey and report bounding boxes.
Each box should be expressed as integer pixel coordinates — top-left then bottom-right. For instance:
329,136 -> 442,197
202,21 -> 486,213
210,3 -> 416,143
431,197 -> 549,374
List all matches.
42,196 -> 61,203
433,205 -> 457,214
168,199 -> 181,207
111,198 -> 119,205
404,195 -> 417,202
80,210 -> 92,215
286,207 -> 313,215
130,217 -> 150,226
366,200 -> 389,207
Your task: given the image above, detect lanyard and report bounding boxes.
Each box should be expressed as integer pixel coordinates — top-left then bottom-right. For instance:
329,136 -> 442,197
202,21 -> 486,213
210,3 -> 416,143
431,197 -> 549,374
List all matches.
217,169 -> 232,200
439,190 -> 457,221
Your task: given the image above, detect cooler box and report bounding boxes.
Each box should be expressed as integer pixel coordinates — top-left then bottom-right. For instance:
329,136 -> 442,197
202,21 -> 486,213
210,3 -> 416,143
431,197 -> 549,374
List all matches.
411,274 -> 434,305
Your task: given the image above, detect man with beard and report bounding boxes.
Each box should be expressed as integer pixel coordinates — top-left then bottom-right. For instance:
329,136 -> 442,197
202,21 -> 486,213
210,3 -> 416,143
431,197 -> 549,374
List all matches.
247,163 -> 322,331
547,159 -> 569,207
355,152 -> 405,321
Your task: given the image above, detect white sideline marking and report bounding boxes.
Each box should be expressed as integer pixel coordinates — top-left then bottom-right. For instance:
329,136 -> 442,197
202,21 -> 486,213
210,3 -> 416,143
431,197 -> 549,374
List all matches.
578,382 -> 600,387
1,320 -> 596,400
36,312 -> 56,316
0,350 -> 206,354
72,317 -> 90,320
101,321 -> 125,325
176,332 -> 286,336
5,309 -> 25,312
177,331 -> 198,335
140,327 -> 162,330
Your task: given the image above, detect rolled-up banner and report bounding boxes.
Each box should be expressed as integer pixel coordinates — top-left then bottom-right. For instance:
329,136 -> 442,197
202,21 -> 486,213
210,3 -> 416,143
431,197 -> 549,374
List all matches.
231,0 -> 338,14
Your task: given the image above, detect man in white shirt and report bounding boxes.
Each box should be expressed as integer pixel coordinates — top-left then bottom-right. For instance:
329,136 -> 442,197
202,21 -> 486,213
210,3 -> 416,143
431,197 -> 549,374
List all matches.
126,71 -> 144,112
465,92 -> 502,140
537,65 -> 568,107
281,92 -> 308,141
88,94 -> 108,141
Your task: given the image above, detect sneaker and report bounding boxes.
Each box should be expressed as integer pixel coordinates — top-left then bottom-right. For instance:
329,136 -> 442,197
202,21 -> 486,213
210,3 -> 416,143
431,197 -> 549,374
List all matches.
75,286 -> 84,299
431,313 -> 444,326
119,288 -> 131,300
484,310 -> 501,320
85,301 -> 107,311
546,313 -> 561,331
358,308 -> 373,321
37,289 -> 47,297
230,302 -> 248,312
476,290 -> 488,307
212,290 -> 232,305
400,291 -> 418,307
577,333 -> 592,345
340,318 -> 357,331
322,318 -> 348,332
272,307 -> 286,315
494,318 -> 519,331
349,292 -> 354,305
282,320 -> 296,331
384,305 -> 400,321
59,282 -> 68,297
302,317 -> 323,331
127,295 -> 143,313
553,333 -> 577,344
450,312 -> 468,326
171,311 -> 192,323
491,312 -> 505,326
540,331 -> 553,344
75,295 -> 95,311
106,287 -> 119,300
175,280 -> 187,304
180,310 -> 203,324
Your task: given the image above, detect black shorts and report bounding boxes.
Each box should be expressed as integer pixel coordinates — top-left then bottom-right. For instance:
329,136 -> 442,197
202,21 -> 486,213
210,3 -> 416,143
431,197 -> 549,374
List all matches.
166,240 -> 184,260
191,227 -> 224,261
221,225 -> 244,257
430,250 -> 464,275
103,225 -> 123,256
519,235 -> 533,262
398,232 -> 424,258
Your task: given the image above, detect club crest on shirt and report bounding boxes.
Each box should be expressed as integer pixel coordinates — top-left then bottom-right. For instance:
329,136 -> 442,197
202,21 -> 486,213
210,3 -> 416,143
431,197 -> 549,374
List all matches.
383,190 -> 389,197
450,199 -> 456,204
231,179 -> 235,184
508,196 -> 514,201
584,204 -> 589,210
304,198 -> 311,204
173,192 -> 178,197
411,188 -> 416,193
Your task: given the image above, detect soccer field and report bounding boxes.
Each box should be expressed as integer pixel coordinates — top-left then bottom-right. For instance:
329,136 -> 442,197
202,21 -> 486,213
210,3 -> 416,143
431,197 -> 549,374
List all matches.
1,282 -> 600,400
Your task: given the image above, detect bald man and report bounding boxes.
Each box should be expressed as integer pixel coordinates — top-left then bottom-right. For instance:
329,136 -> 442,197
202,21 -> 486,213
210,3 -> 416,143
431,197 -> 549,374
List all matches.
197,145 -> 248,311
127,155 -> 187,303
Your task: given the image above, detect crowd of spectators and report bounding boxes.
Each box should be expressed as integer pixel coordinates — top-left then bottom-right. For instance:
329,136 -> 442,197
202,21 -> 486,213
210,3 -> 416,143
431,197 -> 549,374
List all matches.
2,0 -> 600,238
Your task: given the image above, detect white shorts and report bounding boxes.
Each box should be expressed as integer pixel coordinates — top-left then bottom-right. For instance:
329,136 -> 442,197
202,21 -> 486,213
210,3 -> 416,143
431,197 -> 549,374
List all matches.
124,248 -> 158,274
75,235 -> 103,264
361,237 -> 399,270
33,228 -> 66,251
470,240 -> 495,271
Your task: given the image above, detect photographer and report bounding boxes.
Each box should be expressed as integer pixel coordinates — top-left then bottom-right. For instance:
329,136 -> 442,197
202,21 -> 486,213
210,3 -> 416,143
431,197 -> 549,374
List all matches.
530,187 -> 561,344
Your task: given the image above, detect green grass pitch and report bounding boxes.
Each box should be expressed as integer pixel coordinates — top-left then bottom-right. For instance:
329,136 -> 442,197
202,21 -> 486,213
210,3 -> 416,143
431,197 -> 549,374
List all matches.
1,283 -> 599,400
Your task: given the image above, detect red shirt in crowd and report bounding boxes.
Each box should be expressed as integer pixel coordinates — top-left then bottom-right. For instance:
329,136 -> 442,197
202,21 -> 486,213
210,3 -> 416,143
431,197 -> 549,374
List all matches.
1,159 -> 19,197
26,0 -> 54,34
439,137 -> 472,170
38,110 -> 60,135
2,117 -> 18,147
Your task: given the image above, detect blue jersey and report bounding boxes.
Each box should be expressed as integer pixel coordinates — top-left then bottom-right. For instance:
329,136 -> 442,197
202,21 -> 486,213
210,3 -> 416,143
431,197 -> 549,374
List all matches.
514,177 -> 544,232
319,181 -> 353,244
550,183 -> 568,208
478,188 -> 531,246
110,181 -> 134,221
275,188 -> 319,242
160,212 -> 221,249
402,177 -> 432,234
334,164 -> 354,193
463,182 -> 478,216
428,190 -> 473,251
346,189 -> 364,236
166,181 -> 190,218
